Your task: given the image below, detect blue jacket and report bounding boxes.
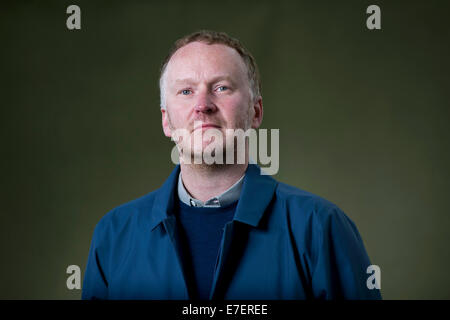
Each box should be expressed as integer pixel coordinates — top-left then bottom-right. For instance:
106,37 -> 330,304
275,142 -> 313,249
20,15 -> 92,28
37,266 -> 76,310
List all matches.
82,164 -> 381,300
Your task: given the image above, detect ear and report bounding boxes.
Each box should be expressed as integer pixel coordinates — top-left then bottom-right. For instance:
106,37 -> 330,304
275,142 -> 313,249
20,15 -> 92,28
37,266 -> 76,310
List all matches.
251,96 -> 263,129
161,108 -> 172,138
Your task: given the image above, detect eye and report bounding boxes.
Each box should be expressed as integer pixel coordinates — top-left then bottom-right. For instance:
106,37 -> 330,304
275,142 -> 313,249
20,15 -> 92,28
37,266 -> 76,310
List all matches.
216,86 -> 228,92
180,89 -> 192,95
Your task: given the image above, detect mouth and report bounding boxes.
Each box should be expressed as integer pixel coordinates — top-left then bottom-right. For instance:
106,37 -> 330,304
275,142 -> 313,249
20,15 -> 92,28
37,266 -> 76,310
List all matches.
193,124 -> 221,132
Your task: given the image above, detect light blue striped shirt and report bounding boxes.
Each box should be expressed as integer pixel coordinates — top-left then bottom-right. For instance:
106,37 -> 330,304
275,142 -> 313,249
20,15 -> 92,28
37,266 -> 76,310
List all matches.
177,172 -> 244,208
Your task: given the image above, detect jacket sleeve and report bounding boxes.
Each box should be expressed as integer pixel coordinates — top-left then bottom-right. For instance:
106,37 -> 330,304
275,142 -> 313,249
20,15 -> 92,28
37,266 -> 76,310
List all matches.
310,205 -> 382,300
82,220 -> 109,300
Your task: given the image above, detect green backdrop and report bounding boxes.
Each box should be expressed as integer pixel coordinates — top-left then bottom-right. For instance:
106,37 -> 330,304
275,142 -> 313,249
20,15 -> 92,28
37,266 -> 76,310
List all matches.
1,0 -> 449,299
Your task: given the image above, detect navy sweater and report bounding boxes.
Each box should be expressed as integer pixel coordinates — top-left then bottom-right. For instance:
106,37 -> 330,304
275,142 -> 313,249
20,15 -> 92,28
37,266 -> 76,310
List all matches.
175,199 -> 237,300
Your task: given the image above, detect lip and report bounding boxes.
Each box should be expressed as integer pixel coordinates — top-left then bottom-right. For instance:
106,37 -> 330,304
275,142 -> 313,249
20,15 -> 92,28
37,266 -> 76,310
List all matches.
193,124 -> 221,131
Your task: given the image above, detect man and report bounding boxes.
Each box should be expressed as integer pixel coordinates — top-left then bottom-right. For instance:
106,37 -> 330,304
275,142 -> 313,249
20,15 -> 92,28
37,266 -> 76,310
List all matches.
82,30 -> 382,300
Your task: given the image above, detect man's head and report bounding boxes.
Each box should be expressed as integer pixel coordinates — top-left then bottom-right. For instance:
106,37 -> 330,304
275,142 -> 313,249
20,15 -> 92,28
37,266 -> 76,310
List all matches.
159,30 -> 261,110
159,30 -> 263,164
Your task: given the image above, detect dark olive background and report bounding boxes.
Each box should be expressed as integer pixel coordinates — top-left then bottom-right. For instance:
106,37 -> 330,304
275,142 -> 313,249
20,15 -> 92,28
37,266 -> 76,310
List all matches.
1,0 -> 449,299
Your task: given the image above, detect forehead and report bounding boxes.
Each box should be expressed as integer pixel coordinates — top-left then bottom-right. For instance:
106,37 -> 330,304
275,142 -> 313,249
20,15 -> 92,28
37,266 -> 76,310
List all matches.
165,42 -> 248,84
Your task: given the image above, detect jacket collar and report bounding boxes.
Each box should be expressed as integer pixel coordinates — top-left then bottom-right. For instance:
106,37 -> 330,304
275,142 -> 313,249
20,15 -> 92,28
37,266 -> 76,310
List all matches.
149,164 -> 278,231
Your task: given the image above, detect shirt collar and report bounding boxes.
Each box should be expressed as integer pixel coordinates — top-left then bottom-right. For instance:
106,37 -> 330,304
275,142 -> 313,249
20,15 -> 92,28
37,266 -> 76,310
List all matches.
177,171 -> 244,208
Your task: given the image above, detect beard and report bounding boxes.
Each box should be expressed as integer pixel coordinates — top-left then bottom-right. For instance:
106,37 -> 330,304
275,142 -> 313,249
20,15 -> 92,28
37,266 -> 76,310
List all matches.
166,108 -> 252,167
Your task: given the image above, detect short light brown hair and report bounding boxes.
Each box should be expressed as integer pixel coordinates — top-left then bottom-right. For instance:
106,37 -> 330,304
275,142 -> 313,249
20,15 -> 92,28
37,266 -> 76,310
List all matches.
159,30 -> 261,109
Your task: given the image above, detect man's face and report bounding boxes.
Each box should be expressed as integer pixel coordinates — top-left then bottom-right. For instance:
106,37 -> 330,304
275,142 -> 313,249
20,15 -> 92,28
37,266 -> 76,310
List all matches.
161,41 -> 262,163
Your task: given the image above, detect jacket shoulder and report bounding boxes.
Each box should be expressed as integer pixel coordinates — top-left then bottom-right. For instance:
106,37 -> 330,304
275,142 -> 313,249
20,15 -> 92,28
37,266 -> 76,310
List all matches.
275,182 -> 341,216
273,181 -> 360,234
93,190 -> 159,236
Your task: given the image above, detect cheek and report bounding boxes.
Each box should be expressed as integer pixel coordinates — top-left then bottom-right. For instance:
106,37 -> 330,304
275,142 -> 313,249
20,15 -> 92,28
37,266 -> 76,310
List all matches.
221,94 -> 249,119
166,100 -> 189,124
230,102 -> 251,127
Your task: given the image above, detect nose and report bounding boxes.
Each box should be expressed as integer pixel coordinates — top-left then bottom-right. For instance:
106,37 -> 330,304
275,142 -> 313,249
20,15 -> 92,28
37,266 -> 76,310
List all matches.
194,89 -> 217,114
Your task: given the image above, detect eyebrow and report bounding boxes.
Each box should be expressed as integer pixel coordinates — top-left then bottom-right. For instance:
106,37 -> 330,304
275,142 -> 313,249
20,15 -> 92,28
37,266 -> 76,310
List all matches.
173,75 -> 235,86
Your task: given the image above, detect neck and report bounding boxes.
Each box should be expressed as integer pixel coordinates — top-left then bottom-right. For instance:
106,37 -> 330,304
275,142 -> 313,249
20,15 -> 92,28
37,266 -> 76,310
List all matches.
180,162 -> 248,202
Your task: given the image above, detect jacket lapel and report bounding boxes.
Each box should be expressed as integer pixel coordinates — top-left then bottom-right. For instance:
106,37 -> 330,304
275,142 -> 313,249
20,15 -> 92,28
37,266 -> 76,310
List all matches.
148,165 -> 193,299
209,164 -> 278,299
